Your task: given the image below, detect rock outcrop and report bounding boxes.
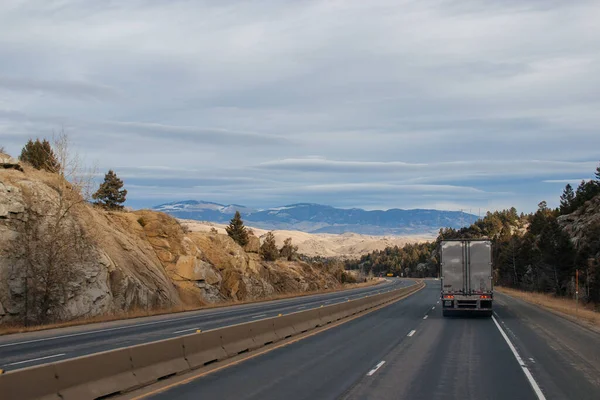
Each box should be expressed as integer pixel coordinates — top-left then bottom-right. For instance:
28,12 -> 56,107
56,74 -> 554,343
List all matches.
0,165 -> 342,325
0,154 -> 23,172
558,195 -> 600,250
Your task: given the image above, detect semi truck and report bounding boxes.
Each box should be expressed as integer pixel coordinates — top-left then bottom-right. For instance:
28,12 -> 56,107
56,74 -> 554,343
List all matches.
440,239 -> 493,317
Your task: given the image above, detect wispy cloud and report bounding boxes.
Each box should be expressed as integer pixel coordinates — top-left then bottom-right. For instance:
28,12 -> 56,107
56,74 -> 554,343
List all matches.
0,0 -> 599,212
0,76 -> 120,100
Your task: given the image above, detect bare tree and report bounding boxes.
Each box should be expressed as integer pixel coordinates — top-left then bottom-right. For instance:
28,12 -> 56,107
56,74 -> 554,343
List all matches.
280,237 -> 298,261
53,129 -> 97,201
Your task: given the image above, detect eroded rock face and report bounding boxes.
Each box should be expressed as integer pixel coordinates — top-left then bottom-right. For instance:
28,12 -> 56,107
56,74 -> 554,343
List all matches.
558,195 -> 600,249
0,168 -> 342,325
0,182 -> 25,221
244,235 -> 261,253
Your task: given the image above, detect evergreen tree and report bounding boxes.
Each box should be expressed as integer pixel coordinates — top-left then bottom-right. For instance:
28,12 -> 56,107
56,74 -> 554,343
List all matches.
260,232 -> 279,261
19,138 -> 60,172
92,170 -> 127,210
226,211 -> 249,246
559,184 -> 575,214
572,180 -> 600,211
595,162 -> 600,182
280,237 -> 298,261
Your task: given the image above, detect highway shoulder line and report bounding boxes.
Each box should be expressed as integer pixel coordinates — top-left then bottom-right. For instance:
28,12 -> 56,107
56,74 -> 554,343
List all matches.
367,361 -> 386,376
4,353 -> 66,367
492,315 -> 546,400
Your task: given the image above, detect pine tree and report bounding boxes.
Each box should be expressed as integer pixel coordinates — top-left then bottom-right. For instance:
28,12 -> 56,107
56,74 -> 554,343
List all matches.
260,232 -> 279,261
19,138 -> 60,172
595,162 -> 600,181
92,170 -> 127,210
280,237 -> 298,261
559,184 -> 575,214
226,211 -> 249,246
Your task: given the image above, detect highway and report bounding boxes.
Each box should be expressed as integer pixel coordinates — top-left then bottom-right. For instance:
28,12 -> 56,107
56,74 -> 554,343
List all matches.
0,278 -> 410,372
141,281 -> 600,400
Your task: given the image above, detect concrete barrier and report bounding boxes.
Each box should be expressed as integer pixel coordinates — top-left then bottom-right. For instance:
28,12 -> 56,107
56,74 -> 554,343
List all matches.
129,337 -> 190,386
0,281 -> 424,400
291,308 -> 322,333
336,301 -> 354,320
250,318 -> 279,346
219,324 -> 259,357
183,330 -> 227,369
0,363 -> 59,400
55,347 -> 137,400
273,314 -> 297,339
318,304 -> 337,325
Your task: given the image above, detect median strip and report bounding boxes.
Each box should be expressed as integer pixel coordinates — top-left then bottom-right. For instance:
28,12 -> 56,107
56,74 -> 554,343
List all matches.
0,281 -> 425,400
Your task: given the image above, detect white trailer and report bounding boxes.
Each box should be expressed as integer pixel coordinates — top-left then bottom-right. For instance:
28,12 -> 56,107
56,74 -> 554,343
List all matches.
440,239 -> 493,317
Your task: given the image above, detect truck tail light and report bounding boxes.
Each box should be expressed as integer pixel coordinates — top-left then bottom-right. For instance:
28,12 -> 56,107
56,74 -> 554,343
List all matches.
443,295 -> 454,299
480,295 -> 491,299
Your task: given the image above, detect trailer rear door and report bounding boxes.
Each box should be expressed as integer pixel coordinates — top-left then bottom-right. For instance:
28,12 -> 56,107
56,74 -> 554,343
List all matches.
441,241 -> 464,294
468,240 -> 492,293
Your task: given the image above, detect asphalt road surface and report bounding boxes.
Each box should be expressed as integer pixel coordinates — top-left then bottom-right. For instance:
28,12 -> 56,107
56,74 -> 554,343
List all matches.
147,282 -> 600,400
0,278 -> 411,371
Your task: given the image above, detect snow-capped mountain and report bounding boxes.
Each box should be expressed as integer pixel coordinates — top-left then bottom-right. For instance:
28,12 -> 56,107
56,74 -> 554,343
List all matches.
152,201 -> 478,235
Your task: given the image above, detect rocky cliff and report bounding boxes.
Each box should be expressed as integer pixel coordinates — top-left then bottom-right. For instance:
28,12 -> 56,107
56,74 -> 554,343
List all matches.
0,158 -> 342,325
558,194 -> 600,251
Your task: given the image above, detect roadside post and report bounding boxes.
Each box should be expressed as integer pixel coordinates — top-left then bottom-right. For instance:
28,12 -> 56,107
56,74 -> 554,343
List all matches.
575,269 -> 579,319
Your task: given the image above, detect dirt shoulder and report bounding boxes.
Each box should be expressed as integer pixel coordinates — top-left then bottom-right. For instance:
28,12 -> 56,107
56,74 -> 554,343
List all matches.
496,286 -> 600,332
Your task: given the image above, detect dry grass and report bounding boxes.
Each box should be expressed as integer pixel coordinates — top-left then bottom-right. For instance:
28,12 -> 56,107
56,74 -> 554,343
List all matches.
496,286 -> 600,329
0,279 -> 384,336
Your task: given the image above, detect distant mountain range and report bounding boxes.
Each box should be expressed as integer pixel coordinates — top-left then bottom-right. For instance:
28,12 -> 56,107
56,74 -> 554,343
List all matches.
153,200 -> 478,235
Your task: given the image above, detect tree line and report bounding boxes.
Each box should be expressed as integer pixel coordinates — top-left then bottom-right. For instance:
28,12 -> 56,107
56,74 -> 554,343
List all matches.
347,162 -> 600,305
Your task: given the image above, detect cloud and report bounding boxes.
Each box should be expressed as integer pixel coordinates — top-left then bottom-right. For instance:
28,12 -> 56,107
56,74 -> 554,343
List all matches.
1,0 -> 599,213
0,76 -> 120,100
96,121 -> 289,146
257,158 -> 597,181
543,179 -> 590,184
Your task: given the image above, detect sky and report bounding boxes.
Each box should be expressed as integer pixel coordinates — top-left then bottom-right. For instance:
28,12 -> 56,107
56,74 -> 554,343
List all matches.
1,0 -> 599,213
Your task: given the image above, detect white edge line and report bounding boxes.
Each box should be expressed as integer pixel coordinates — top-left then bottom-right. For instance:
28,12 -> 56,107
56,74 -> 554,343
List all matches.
297,306 -> 307,310
367,361 -> 386,376
423,315 -> 428,320
5,353 -> 66,366
408,330 -> 416,337
173,327 -> 200,334
492,316 -> 546,400
251,314 -> 267,319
